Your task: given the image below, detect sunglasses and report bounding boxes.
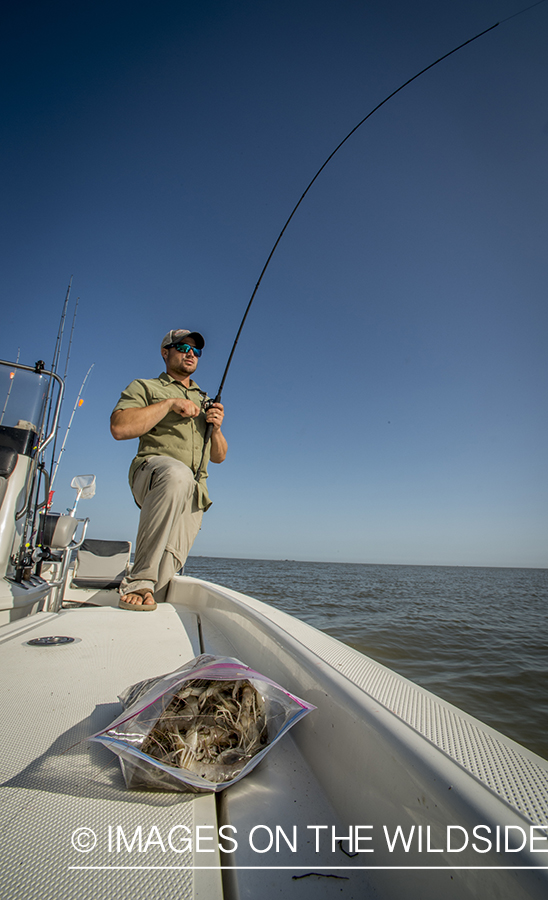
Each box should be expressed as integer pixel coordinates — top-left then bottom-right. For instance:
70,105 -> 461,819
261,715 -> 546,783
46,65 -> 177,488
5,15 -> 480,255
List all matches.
167,342 -> 202,358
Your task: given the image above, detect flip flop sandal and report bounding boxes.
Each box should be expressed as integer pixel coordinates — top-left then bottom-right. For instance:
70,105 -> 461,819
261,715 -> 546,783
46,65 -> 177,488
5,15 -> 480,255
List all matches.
119,596 -> 157,611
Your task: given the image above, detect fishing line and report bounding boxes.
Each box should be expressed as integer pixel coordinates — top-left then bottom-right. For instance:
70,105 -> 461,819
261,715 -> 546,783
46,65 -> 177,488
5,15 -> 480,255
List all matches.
196,0 -> 547,478
499,0 -> 547,24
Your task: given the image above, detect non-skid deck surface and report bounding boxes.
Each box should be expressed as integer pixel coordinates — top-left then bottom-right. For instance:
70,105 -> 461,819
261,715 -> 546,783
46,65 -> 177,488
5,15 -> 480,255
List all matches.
0,605 -> 221,900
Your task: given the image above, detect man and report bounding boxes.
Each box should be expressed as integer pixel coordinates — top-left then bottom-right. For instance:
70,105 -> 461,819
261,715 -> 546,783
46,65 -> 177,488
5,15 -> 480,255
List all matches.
110,328 -> 227,610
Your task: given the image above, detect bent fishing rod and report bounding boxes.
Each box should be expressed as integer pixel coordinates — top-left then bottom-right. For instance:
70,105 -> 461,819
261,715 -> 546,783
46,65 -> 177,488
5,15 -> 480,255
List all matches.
195,0 -> 546,480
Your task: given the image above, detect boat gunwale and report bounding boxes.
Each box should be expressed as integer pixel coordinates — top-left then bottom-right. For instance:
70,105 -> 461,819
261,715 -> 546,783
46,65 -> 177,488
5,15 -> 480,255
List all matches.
170,574 -> 548,831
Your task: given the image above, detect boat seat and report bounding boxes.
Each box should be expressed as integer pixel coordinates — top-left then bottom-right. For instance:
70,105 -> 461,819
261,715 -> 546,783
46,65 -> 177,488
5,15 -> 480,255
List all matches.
71,538 -> 132,590
0,448 -> 18,512
0,446 -> 18,478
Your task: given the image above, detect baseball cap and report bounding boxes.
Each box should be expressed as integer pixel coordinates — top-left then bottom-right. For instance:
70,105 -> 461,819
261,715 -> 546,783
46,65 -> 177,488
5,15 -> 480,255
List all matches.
161,328 -> 205,351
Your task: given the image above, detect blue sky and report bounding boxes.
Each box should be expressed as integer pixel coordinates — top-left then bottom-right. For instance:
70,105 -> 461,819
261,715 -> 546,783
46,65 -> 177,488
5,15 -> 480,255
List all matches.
1,0 -> 547,567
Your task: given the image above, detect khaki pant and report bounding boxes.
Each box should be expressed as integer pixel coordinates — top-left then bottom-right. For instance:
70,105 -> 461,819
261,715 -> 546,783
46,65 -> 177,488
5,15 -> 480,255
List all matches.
119,456 -> 203,603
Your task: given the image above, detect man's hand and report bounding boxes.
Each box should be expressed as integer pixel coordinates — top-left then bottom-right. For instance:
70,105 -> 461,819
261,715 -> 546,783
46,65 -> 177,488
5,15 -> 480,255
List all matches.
111,396 -> 199,440
171,398 -> 200,419
205,402 -> 224,431
206,403 -> 227,463
111,397 -> 227,463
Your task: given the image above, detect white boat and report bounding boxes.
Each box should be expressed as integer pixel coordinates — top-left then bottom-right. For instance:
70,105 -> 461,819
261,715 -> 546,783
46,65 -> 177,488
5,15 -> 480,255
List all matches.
1,355 -> 547,900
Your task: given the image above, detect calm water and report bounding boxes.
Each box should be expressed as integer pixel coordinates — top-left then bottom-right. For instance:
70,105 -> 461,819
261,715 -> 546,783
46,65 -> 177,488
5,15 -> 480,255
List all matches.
184,557 -> 548,761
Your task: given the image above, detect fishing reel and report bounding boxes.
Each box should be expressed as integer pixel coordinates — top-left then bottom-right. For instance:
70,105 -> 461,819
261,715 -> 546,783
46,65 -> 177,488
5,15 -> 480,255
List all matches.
195,397 -> 220,482
12,544 -> 35,582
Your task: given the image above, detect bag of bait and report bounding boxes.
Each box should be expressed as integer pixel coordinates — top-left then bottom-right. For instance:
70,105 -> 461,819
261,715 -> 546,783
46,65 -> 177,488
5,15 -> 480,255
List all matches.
91,654 -> 315,792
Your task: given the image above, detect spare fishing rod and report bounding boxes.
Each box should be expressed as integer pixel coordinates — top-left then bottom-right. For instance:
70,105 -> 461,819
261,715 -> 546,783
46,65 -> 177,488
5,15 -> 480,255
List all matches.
33,278 -> 74,525
43,277 -> 72,442
47,294 -> 80,485
195,0 -> 547,481
50,362 -> 94,491
28,283 -> 79,556
30,280 -> 76,532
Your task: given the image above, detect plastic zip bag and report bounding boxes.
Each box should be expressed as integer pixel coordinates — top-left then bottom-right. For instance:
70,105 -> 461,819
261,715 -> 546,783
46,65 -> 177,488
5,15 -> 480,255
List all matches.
91,654 -> 315,792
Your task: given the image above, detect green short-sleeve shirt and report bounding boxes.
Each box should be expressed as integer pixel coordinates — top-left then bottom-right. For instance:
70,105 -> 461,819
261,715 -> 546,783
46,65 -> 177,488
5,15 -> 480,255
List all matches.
113,372 -> 212,510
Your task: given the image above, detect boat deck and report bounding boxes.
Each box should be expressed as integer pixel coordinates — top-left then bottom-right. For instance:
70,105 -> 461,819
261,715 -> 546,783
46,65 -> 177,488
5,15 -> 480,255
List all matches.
2,577 -> 548,900
1,606 -> 220,900
0,601 -> 371,900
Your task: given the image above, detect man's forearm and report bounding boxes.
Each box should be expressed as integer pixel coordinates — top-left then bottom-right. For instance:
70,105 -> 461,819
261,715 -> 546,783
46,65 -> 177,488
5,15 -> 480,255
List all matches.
110,402 -> 173,440
210,428 -> 227,463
